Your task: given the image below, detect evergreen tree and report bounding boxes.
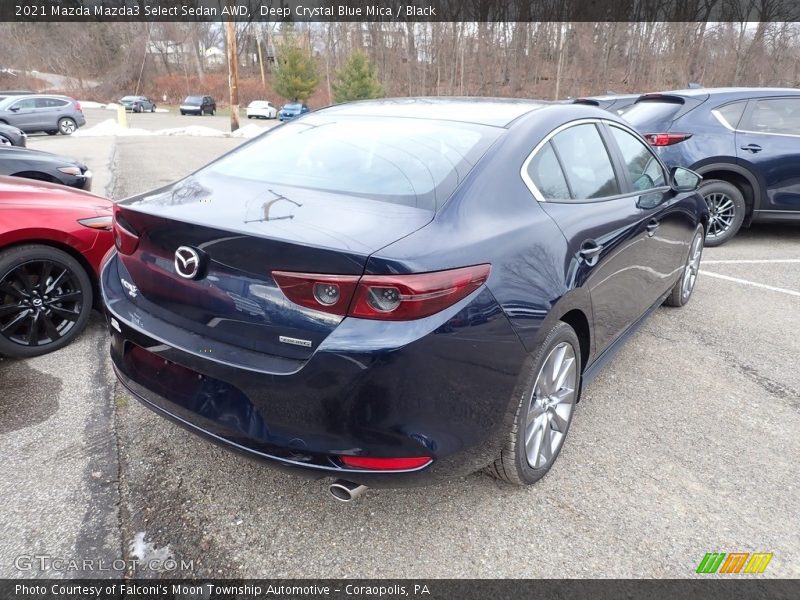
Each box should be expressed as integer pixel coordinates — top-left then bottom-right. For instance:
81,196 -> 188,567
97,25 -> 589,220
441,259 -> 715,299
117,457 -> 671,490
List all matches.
272,36 -> 319,102
332,52 -> 384,103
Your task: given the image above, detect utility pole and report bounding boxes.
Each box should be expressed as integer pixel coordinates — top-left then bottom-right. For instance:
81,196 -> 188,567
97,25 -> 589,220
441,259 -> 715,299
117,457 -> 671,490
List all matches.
226,17 -> 240,132
256,26 -> 267,92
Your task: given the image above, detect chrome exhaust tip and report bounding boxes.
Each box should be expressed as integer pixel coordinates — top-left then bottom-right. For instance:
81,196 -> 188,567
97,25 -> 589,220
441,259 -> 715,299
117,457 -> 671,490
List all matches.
329,479 -> 368,502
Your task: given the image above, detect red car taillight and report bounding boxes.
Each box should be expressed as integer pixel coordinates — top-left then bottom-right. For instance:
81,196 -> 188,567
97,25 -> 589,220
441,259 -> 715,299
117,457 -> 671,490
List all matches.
112,211 -> 139,255
272,264 -> 491,321
643,133 -> 692,146
74,101 -> 82,112
271,272 -> 360,317
339,456 -> 432,470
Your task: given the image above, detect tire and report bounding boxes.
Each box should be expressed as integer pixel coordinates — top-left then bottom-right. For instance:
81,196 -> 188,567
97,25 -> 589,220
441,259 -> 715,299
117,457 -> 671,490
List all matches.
0,135 -> 12,147
46,130 -> 58,136
150,106 -> 155,113
665,224 -> 704,307
486,321 -> 581,485
134,105 -> 142,113
700,179 -> 746,247
58,118 -> 77,136
180,111 -> 186,116
210,109 -> 216,116
0,244 -> 93,359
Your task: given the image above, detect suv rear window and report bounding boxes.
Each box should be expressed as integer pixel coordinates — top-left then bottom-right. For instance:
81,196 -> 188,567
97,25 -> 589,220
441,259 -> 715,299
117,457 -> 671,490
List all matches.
623,99 -> 684,130
206,115 -> 502,210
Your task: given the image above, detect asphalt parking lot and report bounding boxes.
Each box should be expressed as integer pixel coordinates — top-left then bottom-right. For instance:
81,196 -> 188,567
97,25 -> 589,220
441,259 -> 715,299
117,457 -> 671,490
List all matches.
0,113 -> 798,578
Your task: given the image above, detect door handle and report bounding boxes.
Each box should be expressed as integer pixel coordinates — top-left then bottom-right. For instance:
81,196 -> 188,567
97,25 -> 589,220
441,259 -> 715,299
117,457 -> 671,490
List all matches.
579,240 -> 604,266
740,144 -> 762,153
646,219 -> 659,237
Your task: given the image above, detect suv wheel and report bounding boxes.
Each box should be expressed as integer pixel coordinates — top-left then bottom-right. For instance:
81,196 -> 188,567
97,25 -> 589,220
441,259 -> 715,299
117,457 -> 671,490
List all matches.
0,135 -> 12,146
58,118 -> 77,135
700,179 -> 745,247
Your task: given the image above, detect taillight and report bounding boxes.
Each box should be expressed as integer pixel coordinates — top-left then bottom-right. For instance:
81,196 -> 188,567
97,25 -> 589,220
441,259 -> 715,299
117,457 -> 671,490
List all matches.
74,101 -> 82,112
350,264 -> 491,321
271,272 -> 360,316
272,264 -> 491,321
339,456 -> 432,470
643,133 -> 692,146
113,210 -> 139,255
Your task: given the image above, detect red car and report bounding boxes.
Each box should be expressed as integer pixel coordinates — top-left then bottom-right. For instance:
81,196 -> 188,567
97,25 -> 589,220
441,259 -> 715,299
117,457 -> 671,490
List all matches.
0,176 -> 113,358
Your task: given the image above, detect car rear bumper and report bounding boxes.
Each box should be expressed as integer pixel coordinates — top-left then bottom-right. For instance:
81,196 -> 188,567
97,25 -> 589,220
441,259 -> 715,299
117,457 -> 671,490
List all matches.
101,252 -> 527,487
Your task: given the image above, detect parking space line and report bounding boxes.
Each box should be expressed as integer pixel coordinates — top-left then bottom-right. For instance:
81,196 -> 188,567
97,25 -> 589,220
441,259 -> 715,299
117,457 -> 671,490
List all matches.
702,271 -> 800,298
702,259 -> 800,264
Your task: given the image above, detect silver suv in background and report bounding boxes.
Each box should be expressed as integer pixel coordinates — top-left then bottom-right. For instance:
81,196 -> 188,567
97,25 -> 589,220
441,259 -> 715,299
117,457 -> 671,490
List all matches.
0,95 -> 86,136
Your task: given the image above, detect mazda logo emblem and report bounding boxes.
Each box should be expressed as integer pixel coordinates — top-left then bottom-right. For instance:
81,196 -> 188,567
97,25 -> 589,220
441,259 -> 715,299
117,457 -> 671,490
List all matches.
174,246 -> 202,279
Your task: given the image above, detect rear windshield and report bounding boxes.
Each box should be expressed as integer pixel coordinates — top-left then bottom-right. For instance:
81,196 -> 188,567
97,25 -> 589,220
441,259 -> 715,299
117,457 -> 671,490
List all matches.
205,115 -> 502,210
184,96 -> 202,104
121,96 -> 137,101
283,103 -> 302,110
623,99 -> 683,128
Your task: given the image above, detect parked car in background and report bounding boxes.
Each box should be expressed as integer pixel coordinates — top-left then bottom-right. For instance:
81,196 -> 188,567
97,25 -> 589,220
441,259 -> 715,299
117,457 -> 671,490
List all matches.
573,94 -> 641,115
0,176 -> 113,358
119,96 -> 156,113
0,123 -> 26,147
278,102 -> 309,121
0,146 -> 92,190
625,87 -> 800,245
246,100 -> 277,119
180,95 -> 216,116
0,94 -> 86,136
103,99 -> 707,497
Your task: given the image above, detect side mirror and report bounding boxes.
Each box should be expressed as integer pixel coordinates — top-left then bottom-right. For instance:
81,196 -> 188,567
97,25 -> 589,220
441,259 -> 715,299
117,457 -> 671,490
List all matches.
671,166 -> 702,192
9,106 -> 20,112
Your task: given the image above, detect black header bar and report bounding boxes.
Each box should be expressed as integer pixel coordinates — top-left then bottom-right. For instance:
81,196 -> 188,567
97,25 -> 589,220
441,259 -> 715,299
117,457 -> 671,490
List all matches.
4,0 -> 800,22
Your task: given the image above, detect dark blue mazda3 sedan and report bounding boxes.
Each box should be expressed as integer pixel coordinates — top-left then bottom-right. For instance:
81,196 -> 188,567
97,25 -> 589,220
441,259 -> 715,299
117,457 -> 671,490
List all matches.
102,98 -> 708,499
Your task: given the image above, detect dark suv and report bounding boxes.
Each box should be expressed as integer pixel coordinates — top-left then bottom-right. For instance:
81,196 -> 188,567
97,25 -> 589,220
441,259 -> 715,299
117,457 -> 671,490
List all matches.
180,95 -> 216,116
625,87 -> 800,245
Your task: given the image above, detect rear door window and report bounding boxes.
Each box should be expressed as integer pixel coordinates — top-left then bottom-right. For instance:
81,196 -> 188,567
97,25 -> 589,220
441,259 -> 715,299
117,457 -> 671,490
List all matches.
714,101 -> 747,129
551,124 -> 621,199
526,142 -> 571,200
608,126 -> 667,191
741,98 -> 800,135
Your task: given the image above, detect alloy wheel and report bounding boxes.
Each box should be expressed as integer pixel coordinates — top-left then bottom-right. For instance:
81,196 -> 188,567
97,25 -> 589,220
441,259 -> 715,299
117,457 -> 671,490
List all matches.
525,342 -> 578,469
0,259 -> 83,348
704,192 -> 736,239
682,232 -> 703,301
59,119 -> 76,134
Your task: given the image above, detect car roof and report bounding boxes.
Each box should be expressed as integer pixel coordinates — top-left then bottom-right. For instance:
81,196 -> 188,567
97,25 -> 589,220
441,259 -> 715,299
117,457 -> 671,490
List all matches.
1,94 -> 73,101
318,97 -> 553,127
643,87 -> 800,101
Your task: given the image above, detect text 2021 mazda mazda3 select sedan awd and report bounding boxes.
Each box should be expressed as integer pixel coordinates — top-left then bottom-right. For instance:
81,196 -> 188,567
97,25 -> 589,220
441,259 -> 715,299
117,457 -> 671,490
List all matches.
101,98 -> 708,496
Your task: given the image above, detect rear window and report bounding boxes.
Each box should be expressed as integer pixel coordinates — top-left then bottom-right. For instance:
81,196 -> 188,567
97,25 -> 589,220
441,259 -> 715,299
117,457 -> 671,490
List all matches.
284,103 -> 302,110
184,96 -> 202,104
623,99 -> 683,129
205,115 -> 502,210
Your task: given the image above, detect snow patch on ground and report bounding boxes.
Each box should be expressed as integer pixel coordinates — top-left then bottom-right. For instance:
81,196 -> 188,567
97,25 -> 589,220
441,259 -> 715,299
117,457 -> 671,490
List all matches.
230,124 -> 267,138
78,100 -> 106,109
128,532 -> 174,572
74,118 -> 266,139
